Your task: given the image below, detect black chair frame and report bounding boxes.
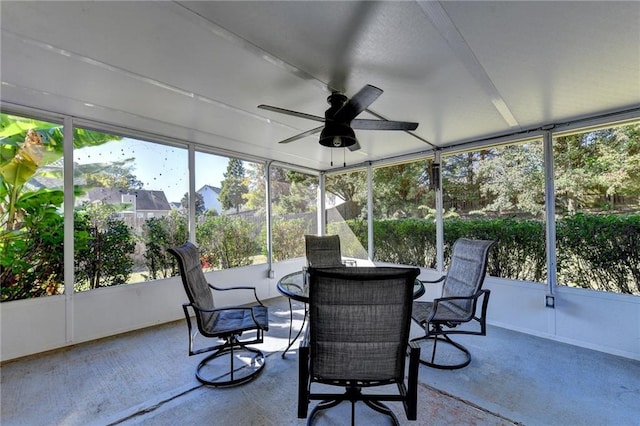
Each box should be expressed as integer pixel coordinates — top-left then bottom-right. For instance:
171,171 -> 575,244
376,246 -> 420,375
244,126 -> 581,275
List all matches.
298,266 -> 421,426
411,238 -> 495,370
181,287 -> 267,386
413,277 -> 491,370
169,243 -> 268,387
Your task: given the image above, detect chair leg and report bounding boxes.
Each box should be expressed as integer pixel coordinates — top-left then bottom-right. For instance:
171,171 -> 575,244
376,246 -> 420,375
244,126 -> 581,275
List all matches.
362,399 -> 400,426
306,387 -> 400,426
298,344 -> 310,419
307,398 -> 344,425
404,341 -> 420,420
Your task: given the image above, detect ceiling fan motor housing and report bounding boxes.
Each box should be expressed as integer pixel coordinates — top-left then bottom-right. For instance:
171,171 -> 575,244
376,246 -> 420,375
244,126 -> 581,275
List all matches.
319,92 -> 358,148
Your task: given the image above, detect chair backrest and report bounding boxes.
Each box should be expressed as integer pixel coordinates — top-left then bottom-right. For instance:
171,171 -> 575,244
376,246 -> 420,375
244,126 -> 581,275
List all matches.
441,238 -> 495,318
167,242 -> 216,330
307,266 -> 420,384
305,234 -> 343,268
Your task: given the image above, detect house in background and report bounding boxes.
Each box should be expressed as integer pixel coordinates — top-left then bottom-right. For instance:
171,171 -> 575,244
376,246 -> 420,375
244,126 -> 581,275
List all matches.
197,184 -> 222,214
82,187 -> 172,227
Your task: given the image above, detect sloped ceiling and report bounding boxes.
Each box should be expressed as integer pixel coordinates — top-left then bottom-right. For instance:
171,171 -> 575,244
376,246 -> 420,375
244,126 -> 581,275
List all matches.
1,1 -> 639,171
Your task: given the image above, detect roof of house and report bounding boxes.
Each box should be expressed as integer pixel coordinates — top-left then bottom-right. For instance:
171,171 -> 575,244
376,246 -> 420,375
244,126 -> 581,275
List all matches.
85,188 -> 171,211
197,185 -> 221,194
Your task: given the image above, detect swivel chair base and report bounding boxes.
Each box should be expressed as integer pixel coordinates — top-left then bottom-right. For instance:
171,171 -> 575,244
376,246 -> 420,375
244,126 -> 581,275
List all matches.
196,343 -> 265,387
411,334 -> 471,370
307,387 -> 400,426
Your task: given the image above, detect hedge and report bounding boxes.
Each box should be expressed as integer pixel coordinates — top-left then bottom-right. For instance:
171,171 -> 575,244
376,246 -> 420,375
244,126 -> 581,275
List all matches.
333,214 -> 639,295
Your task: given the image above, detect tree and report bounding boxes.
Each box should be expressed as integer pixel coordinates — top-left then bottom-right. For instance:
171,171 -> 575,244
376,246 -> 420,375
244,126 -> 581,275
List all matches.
83,158 -> 143,189
273,169 -> 317,215
219,158 -> 248,213
74,201 -> 135,290
373,160 -> 433,218
325,170 -> 366,203
180,191 -> 205,215
143,211 -> 188,279
243,163 -> 266,212
477,143 -> 545,217
442,151 -> 491,213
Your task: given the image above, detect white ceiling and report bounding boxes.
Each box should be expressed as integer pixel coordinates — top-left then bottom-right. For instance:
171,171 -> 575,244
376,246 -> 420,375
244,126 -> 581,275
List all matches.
1,1 -> 639,171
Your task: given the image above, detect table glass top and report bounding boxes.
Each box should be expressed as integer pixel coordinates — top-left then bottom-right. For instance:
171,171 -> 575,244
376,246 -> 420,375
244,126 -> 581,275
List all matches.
277,269 -> 424,302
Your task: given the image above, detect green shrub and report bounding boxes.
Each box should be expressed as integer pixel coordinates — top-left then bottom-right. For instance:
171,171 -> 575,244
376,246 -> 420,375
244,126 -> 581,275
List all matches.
557,213 -> 639,294
143,212 -> 188,279
270,218 -> 312,261
0,189 -> 65,301
343,213 -> 638,294
196,215 -> 257,269
74,207 -> 136,291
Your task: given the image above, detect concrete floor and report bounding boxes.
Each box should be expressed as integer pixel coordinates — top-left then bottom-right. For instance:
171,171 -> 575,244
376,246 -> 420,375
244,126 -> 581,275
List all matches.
1,296 -> 638,426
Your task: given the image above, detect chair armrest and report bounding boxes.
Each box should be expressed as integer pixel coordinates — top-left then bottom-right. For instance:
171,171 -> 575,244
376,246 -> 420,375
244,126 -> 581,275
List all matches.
208,283 -> 265,306
420,275 -> 446,284
433,291 -> 483,304
429,290 -> 488,322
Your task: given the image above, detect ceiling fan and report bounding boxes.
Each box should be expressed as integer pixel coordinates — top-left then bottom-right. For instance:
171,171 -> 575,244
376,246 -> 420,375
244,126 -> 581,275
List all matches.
258,84 -> 418,152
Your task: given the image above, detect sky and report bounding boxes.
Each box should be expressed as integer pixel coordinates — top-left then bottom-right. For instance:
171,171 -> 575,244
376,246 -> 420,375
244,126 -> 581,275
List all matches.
73,137 -> 229,203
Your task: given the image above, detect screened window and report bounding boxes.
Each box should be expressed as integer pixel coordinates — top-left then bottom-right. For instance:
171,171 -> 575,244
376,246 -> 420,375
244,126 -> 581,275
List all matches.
194,152 -> 266,270
325,169 -> 368,260
270,165 -> 317,262
73,132 -> 188,290
371,159 -> 436,267
554,122 -> 640,295
1,113 -> 65,301
442,139 -> 546,282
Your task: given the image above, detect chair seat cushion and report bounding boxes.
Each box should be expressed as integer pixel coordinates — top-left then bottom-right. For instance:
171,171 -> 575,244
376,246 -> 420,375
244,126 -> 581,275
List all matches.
203,305 -> 269,336
412,300 -> 468,323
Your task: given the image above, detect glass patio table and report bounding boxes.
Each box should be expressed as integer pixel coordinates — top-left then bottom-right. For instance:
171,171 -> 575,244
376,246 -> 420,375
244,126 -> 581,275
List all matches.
277,269 -> 425,357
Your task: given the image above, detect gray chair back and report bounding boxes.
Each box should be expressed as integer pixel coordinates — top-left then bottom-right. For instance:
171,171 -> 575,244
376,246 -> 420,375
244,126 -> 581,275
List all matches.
308,266 -> 420,384
440,238 -> 494,321
305,234 -> 343,268
167,242 -> 216,331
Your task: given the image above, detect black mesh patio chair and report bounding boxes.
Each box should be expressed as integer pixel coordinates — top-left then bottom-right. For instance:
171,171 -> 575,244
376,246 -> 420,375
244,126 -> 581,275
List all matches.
305,234 -> 355,267
411,238 -> 495,370
299,266 -> 421,425
168,242 -> 269,386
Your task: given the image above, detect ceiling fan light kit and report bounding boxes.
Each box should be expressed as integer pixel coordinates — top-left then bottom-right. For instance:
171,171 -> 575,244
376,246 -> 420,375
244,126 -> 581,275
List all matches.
319,123 -> 357,148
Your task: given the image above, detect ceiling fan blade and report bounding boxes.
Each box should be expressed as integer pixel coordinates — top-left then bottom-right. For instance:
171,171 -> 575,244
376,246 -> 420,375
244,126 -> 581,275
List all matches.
333,84 -> 383,122
277,126 -> 324,144
351,119 -> 419,131
258,105 -> 326,123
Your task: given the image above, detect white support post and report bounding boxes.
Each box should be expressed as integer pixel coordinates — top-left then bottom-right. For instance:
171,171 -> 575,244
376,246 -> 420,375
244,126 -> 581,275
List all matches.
265,161 -> 274,277
188,145 -> 196,242
63,116 -> 74,344
543,131 -> 557,307
367,163 -> 374,261
434,151 -> 444,272
317,172 -> 326,235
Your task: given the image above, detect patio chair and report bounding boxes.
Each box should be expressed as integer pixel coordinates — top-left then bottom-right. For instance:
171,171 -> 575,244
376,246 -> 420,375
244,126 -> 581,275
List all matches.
411,238 -> 495,370
299,266 -> 421,425
168,242 -> 269,386
305,234 -> 355,267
